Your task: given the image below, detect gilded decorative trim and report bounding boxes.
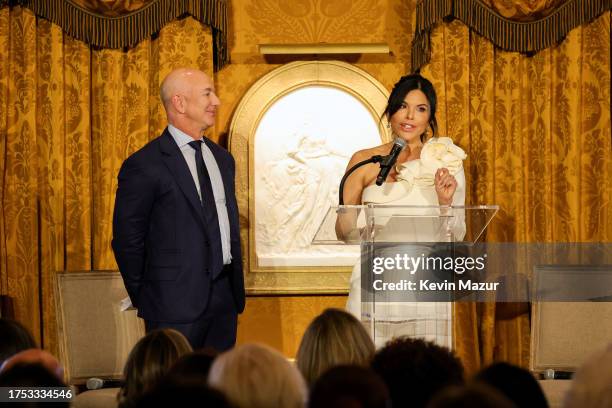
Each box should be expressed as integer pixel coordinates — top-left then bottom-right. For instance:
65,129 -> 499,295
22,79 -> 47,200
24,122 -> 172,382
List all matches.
412,0 -> 612,71
0,0 -> 229,70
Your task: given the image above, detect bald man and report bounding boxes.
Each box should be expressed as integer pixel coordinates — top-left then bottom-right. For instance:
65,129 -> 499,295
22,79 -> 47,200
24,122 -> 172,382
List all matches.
112,68 -> 245,351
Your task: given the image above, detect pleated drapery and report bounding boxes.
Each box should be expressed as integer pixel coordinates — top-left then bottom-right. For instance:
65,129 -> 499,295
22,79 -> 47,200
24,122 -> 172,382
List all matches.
0,4 -> 214,356
0,0 -> 228,69
421,13 -> 611,372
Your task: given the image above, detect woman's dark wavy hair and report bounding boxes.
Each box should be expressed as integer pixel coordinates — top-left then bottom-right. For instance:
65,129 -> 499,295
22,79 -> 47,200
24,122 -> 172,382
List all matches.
371,336 -> 464,408
382,74 -> 438,142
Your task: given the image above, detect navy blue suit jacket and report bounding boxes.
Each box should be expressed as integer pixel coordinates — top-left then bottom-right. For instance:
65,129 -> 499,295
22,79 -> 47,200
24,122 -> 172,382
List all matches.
112,128 -> 245,323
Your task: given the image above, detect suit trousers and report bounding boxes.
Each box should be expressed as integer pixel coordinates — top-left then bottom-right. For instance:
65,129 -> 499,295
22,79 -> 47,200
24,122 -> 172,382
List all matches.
145,265 -> 238,352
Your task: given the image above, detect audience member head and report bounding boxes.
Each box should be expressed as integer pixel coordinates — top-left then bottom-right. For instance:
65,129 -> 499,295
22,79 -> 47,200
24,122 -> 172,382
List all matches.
208,343 -> 307,408
371,337 -> 464,408
475,362 -> 548,408
136,382 -> 230,408
118,328 -> 192,408
382,74 -> 438,142
0,362 -> 66,387
427,384 -> 517,408
564,342 -> 612,408
308,365 -> 390,408
0,362 -> 69,407
0,318 -> 37,364
1,349 -> 63,381
297,308 -> 375,386
164,348 -> 218,385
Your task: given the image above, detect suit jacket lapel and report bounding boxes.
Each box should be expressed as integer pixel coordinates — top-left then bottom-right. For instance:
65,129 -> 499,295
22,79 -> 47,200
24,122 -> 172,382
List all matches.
159,129 -> 206,229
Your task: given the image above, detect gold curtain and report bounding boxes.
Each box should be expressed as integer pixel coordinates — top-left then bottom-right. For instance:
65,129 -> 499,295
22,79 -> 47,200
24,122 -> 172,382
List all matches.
0,5 -> 214,356
0,0 -> 228,69
412,0 -> 612,71
422,13 -> 612,372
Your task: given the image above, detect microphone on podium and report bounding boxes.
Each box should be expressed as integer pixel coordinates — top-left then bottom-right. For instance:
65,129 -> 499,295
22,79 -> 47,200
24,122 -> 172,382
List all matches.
376,137 -> 406,186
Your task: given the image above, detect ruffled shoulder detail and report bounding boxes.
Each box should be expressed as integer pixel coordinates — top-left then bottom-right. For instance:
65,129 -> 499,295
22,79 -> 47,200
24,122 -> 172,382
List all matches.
418,137 -> 467,175
395,137 -> 466,189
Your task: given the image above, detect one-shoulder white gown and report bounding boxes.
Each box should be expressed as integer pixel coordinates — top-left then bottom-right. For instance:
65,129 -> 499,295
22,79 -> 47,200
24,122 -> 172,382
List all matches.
346,159 -> 466,349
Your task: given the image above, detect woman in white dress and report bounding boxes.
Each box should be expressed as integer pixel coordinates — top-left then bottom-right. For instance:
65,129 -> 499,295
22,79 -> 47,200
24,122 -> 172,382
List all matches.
339,74 -> 467,347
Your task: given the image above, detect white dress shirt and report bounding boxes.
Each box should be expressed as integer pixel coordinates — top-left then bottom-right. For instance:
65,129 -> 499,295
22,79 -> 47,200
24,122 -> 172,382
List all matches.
168,125 -> 232,265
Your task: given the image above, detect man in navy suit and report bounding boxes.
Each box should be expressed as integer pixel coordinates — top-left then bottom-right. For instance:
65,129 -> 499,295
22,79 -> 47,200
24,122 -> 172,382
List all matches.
112,68 -> 245,351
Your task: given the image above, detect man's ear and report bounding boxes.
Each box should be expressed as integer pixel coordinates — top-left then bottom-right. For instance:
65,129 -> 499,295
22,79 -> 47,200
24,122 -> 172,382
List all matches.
171,94 -> 186,114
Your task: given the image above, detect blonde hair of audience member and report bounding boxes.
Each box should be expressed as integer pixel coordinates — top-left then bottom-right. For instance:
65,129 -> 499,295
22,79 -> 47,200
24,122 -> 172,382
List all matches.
208,343 -> 307,408
296,308 -> 375,386
564,342 -> 612,408
118,329 -> 192,408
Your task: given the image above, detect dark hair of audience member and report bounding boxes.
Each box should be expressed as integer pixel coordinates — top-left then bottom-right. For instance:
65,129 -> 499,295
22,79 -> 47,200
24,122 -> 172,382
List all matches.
427,384 -> 517,408
0,362 -> 66,387
0,318 -> 37,363
474,362 -> 548,408
371,337 -> 464,408
0,362 -> 69,407
297,308 -> 375,386
1,349 -> 64,381
136,381 -> 230,408
308,365 -> 390,408
118,328 -> 192,408
164,348 -> 218,385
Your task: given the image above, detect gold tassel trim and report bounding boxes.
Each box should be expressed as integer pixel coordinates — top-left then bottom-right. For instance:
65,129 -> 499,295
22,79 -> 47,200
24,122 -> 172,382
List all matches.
0,0 -> 229,71
412,0 -> 612,72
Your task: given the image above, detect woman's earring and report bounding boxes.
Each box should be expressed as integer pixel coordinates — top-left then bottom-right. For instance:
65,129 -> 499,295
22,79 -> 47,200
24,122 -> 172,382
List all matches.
386,122 -> 391,129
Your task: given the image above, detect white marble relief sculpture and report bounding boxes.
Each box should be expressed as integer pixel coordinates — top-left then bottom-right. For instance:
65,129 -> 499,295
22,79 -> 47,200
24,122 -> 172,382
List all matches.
254,86 -> 381,267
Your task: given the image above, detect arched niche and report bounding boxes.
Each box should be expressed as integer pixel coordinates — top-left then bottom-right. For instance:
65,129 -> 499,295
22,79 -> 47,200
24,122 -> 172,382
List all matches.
229,61 -> 390,294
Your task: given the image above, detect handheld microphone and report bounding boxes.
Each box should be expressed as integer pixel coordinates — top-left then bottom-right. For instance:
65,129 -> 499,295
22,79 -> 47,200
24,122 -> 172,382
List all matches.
376,137 -> 406,186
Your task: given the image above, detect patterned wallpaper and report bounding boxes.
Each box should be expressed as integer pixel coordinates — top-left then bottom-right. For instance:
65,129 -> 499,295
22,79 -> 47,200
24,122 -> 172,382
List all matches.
214,0 -> 417,144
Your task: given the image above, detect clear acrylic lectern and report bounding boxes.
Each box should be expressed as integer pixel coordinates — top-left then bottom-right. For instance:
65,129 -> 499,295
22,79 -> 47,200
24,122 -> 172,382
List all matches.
313,205 -> 498,348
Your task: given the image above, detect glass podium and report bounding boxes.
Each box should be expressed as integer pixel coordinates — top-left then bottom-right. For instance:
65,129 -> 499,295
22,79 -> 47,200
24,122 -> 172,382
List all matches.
313,205 -> 498,348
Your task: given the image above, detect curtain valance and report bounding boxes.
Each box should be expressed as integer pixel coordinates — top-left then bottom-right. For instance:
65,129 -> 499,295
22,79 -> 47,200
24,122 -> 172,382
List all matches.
0,0 -> 228,70
412,0 -> 612,71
